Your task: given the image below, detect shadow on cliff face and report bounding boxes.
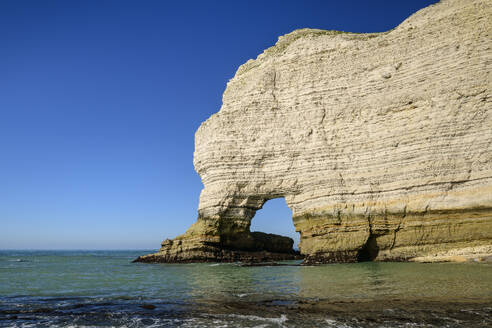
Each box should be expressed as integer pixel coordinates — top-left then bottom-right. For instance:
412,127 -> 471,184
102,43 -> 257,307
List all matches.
356,235 -> 380,262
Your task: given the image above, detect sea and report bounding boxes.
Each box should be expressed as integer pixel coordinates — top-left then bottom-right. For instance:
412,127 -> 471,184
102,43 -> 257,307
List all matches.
0,250 -> 491,328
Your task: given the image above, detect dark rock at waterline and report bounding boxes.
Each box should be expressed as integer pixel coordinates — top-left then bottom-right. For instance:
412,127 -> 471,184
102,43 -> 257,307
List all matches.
133,250 -> 304,263
140,304 -> 156,310
239,262 -> 301,267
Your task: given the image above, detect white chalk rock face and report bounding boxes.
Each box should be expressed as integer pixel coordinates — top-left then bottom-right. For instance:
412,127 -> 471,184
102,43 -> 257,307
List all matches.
137,0 -> 492,263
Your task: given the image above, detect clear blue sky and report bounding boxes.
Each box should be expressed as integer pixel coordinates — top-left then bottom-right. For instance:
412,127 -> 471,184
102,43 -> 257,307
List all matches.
0,0 -> 438,249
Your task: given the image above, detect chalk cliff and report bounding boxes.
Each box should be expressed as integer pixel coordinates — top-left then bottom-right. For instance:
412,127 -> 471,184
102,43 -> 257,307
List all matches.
136,0 -> 492,264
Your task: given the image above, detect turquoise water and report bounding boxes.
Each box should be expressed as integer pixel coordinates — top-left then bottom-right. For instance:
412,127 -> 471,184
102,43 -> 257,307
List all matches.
0,250 -> 491,327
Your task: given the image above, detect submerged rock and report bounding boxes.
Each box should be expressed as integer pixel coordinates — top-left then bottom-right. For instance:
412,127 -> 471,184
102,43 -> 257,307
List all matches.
138,0 -> 492,264
139,304 -> 156,310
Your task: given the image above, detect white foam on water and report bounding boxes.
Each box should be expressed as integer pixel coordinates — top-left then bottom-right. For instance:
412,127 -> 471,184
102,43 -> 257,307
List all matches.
62,317 -> 195,328
64,325 -> 116,328
225,313 -> 288,327
8,323 -> 38,328
324,318 -> 337,325
324,318 -> 354,328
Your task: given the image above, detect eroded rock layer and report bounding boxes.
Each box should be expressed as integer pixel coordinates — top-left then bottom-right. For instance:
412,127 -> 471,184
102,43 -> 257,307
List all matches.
137,0 -> 492,264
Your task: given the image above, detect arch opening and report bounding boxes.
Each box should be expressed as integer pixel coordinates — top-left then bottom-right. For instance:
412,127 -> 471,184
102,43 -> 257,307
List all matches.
249,197 -> 300,250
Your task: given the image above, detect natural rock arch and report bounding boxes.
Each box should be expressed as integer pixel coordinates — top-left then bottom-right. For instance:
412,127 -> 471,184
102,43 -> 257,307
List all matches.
136,0 -> 492,264
249,197 -> 299,249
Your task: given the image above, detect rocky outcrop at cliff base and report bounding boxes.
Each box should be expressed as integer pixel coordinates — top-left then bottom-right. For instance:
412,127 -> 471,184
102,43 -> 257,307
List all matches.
136,0 -> 492,264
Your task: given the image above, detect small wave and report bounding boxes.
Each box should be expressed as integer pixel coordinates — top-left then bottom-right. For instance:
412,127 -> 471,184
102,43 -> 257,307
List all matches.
8,259 -> 28,262
237,293 -> 248,298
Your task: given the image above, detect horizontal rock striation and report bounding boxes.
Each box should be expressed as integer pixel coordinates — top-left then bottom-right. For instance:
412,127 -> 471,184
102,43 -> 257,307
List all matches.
139,0 -> 492,264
